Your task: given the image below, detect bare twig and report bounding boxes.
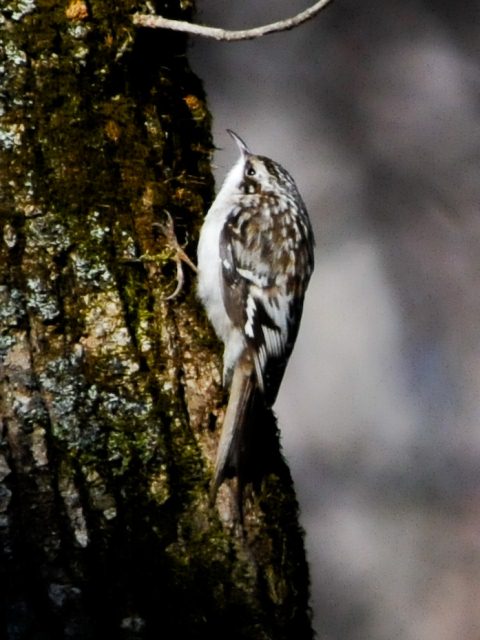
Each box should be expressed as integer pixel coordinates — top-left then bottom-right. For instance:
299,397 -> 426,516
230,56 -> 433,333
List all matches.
132,0 -> 334,41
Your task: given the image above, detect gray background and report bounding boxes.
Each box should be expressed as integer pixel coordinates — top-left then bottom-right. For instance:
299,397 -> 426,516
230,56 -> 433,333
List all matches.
191,2 -> 480,638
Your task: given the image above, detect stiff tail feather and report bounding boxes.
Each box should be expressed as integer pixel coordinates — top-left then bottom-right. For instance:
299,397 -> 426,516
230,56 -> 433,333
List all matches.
210,359 -> 255,503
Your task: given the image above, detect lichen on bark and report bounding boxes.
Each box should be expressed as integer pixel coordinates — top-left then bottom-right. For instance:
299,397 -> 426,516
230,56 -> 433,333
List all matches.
0,1 -> 313,638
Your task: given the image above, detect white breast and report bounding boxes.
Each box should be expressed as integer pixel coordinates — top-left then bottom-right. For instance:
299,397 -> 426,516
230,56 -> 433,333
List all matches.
197,158 -> 244,343
197,158 -> 248,382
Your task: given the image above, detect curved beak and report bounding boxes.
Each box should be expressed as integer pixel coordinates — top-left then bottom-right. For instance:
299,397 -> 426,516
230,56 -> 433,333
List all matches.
227,129 -> 250,157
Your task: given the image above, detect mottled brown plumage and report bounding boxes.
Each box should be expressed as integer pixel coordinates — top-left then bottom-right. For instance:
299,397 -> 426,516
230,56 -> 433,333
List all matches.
197,131 -> 314,499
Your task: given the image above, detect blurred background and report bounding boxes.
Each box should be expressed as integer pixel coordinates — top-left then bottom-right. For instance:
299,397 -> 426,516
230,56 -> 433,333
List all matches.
191,2 -> 480,638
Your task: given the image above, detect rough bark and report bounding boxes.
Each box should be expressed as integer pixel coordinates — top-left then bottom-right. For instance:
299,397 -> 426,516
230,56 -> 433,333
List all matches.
0,1 -> 312,638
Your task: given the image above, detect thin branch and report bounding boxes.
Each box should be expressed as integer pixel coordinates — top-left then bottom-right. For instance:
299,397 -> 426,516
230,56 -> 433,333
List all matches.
132,0 -> 335,41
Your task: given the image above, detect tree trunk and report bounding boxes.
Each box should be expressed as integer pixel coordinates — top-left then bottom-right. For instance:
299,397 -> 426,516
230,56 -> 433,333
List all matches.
0,2 -> 312,638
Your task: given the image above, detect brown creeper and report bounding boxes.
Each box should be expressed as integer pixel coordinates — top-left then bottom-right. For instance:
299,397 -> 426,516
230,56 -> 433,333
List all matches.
197,131 -> 315,499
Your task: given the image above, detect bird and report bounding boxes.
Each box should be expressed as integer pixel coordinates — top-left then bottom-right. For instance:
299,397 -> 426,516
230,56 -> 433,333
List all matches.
197,130 -> 315,501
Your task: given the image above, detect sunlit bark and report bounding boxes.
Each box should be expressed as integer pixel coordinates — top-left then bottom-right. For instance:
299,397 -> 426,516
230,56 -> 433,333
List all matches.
0,2 -> 312,638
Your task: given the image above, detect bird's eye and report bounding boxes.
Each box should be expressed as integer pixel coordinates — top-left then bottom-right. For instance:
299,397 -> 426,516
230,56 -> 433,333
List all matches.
246,166 -> 256,177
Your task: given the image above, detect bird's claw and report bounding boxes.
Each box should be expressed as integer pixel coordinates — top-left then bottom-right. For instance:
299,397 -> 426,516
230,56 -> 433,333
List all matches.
153,211 -> 197,300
